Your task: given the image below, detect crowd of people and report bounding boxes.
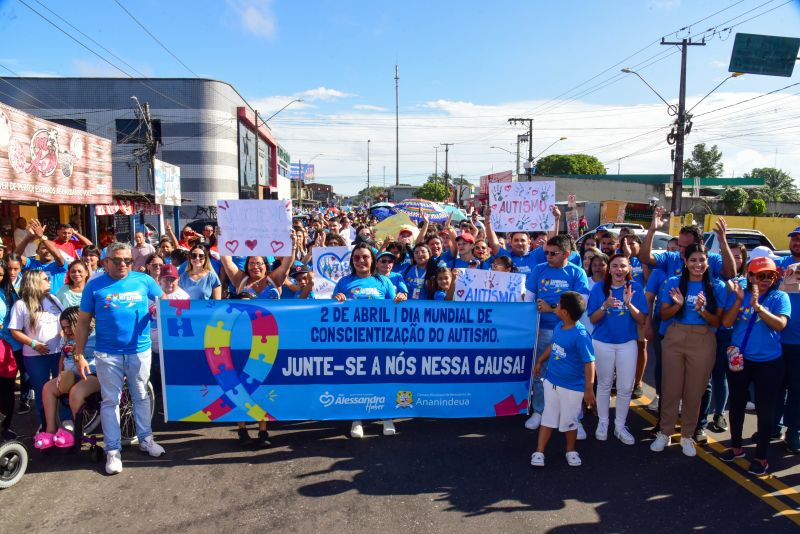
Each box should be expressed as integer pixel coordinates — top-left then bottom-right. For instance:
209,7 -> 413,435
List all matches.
0,205 -> 798,477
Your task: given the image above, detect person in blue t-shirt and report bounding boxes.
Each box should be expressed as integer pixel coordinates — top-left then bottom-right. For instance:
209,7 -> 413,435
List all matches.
587,254 -> 648,445
524,235 -> 590,433
530,291 -> 596,468
375,252 -> 409,301
620,233 -> 648,400
775,227 -> 800,452
15,219 -> 69,295
402,244 -> 437,301
290,264 -> 316,299
332,244 -> 399,439
73,242 -> 164,475
652,243 -> 729,457
720,256 -> 791,475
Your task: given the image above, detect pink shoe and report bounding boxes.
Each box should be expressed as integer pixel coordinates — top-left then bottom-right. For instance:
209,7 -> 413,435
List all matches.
54,427 -> 75,448
34,432 -> 55,450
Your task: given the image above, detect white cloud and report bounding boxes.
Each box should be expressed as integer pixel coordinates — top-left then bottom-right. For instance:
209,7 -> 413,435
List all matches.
72,59 -> 126,77
249,95 -> 314,115
353,104 -> 388,112
226,0 -> 276,38
301,87 -> 356,101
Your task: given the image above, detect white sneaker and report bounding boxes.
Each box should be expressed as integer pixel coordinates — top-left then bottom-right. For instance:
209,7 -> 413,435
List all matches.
382,419 -> 396,436
530,452 -> 545,467
614,425 -> 636,445
62,420 -> 74,433
576,422 -> 587,441
680,437 -> 697,457
745,401 -> 756,411
105,450 -> 123,475
350,420 -> 364,439
646,396 -> 659,412
565,451 -> 582,467
595,421 -> 609,441
138,435 -> 165,457
650,432 -> 670,452
524,413 -> 542,430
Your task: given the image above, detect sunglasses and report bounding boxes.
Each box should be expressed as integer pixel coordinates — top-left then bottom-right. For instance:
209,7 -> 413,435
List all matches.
149,264 -> 164,269
249,262 -> 266,268
752,272 -> 776,281
109,258 -> 133,266
190,253 -> 205,259
545,251 -> 562,257
378,258 -> 394,263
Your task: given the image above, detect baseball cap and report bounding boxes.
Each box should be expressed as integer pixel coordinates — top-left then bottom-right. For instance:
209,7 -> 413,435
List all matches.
160,264 -> 179,279
747,246 -> 779,262
292,264 -> 311,275
457,232 -> 475,244
748,256 -> 778,274
788,226 -> 800,237
399,228 -> 413,236
376,251 -> 396,262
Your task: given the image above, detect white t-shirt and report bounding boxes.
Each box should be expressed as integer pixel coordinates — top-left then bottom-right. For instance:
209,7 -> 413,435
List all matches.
8,296 -> 64,356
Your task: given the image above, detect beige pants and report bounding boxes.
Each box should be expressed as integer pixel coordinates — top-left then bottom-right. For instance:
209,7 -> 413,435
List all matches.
659,322 -> 716,438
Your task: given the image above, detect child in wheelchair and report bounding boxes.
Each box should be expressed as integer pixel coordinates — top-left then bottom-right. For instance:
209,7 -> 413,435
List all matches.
34,306 -> 99,450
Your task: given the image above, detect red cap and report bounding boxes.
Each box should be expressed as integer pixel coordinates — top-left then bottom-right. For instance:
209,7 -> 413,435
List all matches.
748,256 -> 777,274
457,232 -> 475,244
160,264 -> 179,279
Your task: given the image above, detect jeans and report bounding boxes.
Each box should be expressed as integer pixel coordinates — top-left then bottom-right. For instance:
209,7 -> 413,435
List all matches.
13,349 -> 32,400
532,328 -> 554,415
95,350 -> 153,452
728,356 -> 784,460
593,339 -> 637,428
24,353 -> 60,427
775,344 -> 800,436
699,328 -> 732,427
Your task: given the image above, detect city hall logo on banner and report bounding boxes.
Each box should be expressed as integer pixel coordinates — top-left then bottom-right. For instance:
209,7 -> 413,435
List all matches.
395,390 -> 414,409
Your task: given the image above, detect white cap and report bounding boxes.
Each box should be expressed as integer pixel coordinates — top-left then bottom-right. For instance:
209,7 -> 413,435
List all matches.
747,246 -> 779,262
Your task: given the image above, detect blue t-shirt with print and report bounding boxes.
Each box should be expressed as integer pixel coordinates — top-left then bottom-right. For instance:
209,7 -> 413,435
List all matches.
386,271 -> 409,294
496,248 -> 539,275
80,272 -> 162,354
729,289 -> 791,362
24,258 -> 69,295
629,256 -> 645,286
433,290 -> 447,301
526,263 -> 590,330
333,274 -> 396,300
653,250 -> 724,279
658,276 -> 728,328
545,321 -> 595,392
403,265 -> 431,300
776,255 -> 800,344
587,281 -> 648,344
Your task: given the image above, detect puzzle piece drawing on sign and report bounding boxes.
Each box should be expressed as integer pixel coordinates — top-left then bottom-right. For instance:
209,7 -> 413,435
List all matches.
239,370 -> 262,394
213,368 -> 240,391
225,384 -> 252,409
169,299 -> 191,316
250,336 -> 278,364
245,402 -> 273,422
251,310 -> 278,337
166,317 -> 194,337
204,321 -> 232,351
204,346 -> 235,375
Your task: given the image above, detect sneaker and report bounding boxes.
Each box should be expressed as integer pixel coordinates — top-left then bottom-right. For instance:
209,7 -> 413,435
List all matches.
720,448 -> 746,463
595,421 -> 609,441
524,413 -> 542,430
680,437 -> 697,457
576,423 -> 587,441
61,420 -> 74,433
105,450 -> 123,475
747,459 -> 769,476
530,452 -> 545,467
712,413 -> 728,432
350,420 -> 364,439
752,429 -> 784,441
565,451 -> 582,467
256,430 -> 271,448
17,399 -> 31,415
650,432 -> 670,452
784,431 -> 800,454
693,427 -> 708,443
382,419 -> 396,436
238,428 -> 252,447
646,396 -> 659,412
745,401 -> 756,411
138,435 -> 165,457
631,383 -> 643,400
614,425 -> 636,445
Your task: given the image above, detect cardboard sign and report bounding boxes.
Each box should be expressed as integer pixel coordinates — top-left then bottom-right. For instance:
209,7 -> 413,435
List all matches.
216,199 -> 292,257
488,181 -> 556,232
780,262 -> 800,294
454,269 -> 526,303
312,246 -> 352,299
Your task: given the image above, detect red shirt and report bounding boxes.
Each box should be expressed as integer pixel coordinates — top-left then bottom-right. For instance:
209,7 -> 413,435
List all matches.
53,238 -> 85,260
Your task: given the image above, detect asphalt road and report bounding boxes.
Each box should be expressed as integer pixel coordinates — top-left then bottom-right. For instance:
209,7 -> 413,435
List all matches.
2,385 -> 799,534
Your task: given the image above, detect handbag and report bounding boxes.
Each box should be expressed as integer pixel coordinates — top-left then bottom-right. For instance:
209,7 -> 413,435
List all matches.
727,302 -> 759,372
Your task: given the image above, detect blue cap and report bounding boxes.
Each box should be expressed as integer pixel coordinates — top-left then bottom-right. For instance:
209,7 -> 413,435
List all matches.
788,226 -> 800,237
376,251 -> 396,262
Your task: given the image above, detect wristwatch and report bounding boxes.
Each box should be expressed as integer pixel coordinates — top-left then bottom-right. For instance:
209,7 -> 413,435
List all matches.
600,305 -> 607,311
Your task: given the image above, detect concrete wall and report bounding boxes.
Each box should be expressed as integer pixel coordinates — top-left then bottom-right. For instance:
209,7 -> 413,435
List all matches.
553,176 -> 667,205
703,214 -> 798,249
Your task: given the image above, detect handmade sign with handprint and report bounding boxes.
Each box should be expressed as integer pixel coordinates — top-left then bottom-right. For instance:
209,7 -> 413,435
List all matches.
488,181 -> 556,232
454,268 -> 526,303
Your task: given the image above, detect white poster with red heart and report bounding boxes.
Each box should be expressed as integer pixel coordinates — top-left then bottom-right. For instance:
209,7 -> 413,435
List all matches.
488,181 -> 556,232
216,199 -> 292,257
454,269 -> 526,303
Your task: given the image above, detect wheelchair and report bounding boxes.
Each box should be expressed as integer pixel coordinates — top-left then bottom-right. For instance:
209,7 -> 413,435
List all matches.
59,379 -> 156,460
0,413 -> 27,489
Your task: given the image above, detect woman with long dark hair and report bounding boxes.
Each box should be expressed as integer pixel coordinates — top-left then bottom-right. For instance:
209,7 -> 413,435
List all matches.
720,256 -> 790,475
403,243 -> 438,300
0,262 -> 19,438
651,244 -> 728,457
1,253 -> 28,414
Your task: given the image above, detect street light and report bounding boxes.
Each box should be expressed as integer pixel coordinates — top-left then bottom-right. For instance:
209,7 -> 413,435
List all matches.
688,72 -> 744,113
489,145 -> 515,156
264,98 -> 304,122
534,137 -> 568,160
621,68 -> 678,115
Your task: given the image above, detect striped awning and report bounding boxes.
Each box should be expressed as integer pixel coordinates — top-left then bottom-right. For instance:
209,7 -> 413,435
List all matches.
95,199 -> 162,216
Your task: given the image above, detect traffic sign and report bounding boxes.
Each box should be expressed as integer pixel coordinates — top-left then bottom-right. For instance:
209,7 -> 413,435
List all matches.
729,33 -> 800,77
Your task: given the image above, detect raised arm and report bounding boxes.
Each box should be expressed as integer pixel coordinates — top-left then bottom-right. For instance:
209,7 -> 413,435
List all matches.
715,218 -> 736,279
165,222 -> 179,249
639,207 -> 665,267
547,205 -> 561,240
415,213 -> 430,245
30,219 -> 65,266
483,205 -> 501,256
219,255 -> 246,289
72,228 -> 93,247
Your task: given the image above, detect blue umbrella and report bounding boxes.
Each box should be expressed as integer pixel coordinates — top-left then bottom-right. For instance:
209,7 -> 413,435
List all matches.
393,199 -> 449,223
370,207 -> 395,221
442,204 -> 467,222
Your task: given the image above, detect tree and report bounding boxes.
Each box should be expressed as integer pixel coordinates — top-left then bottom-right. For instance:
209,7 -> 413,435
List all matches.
721,187 -> 748,215
744,167 -> 800,202
414,174 -> 448,202
535,154 -> 606,176
748,198 -> 766,216
355,186 -> 389,204
684,143 -> 723,179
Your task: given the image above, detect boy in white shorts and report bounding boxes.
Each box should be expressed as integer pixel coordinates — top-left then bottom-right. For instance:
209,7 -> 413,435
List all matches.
531,291 -> 596,467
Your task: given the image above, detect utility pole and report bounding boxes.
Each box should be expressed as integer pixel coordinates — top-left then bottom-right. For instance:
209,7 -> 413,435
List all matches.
395,64 -> 400,186
297,160 -> 302,210
441,143 -> 453,203
662,37 -> 705,214
434,145 -> 439,184
516,134 -> 527,176
508,118 -> 533,181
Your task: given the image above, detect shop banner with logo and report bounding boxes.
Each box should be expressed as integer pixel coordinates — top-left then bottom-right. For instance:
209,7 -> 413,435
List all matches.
159,299 -> 537,422
488,181 -> 556,232
454,269 -> 526,303
312,246 -> 352,299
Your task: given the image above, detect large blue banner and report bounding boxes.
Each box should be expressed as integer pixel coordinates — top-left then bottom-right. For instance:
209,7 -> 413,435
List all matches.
159,299 -> 537,422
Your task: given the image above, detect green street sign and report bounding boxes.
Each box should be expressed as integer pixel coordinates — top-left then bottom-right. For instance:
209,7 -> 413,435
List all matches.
729,33 -> 800,77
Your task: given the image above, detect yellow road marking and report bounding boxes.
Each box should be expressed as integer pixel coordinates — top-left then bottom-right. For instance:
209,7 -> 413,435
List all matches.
630,396 -> 800,526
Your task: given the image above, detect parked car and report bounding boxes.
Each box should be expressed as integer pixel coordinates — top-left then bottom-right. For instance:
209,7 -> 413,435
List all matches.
576,228 -> 672,253
703,229 -> 777,254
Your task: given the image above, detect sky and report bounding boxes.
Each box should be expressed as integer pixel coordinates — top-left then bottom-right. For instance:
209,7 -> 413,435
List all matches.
1,0 -> 800,196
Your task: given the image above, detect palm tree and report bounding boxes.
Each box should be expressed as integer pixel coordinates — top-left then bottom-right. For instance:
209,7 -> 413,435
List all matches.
745,167 -> 800,202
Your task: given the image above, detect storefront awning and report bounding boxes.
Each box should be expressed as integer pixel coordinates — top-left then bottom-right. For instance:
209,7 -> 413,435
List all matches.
96,199 -> 162,216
